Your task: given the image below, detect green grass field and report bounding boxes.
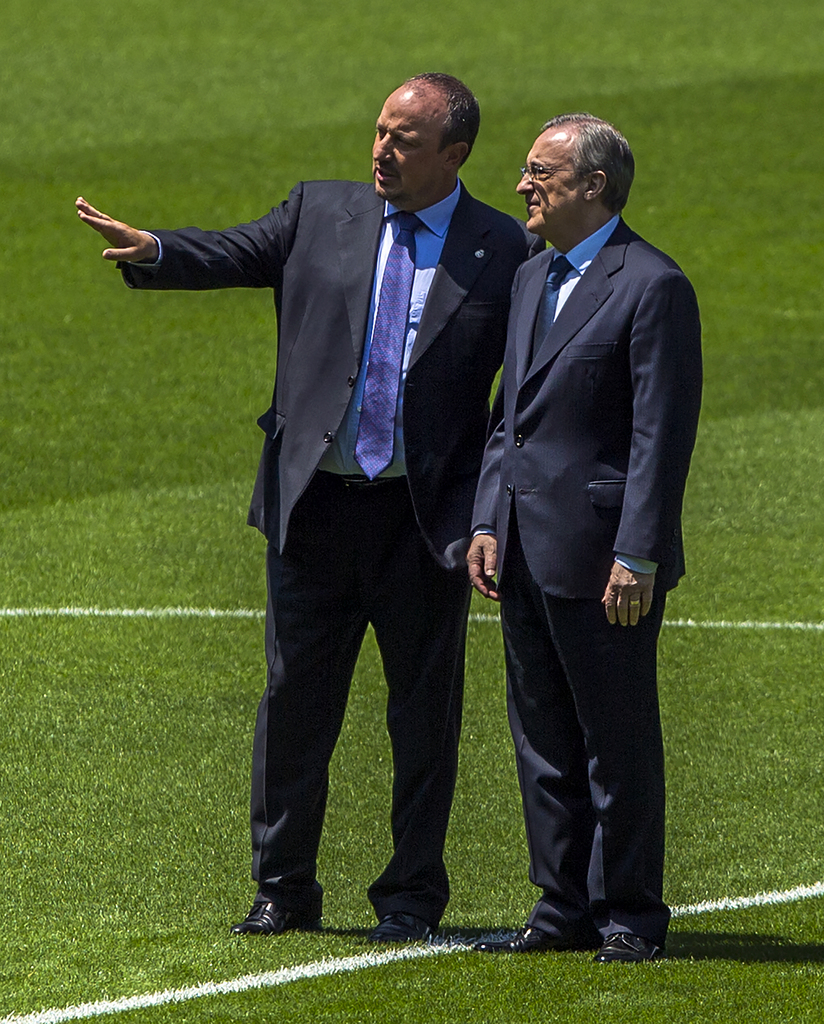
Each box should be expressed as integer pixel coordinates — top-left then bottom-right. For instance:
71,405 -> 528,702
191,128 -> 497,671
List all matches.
2,0 -> 824,1020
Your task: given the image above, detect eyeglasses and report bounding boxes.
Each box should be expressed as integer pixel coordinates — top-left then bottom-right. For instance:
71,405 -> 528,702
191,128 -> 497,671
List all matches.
519,164 -> 573,183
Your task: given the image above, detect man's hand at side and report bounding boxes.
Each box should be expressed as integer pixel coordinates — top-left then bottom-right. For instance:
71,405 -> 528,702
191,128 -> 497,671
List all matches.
75,197 -> 159,263
602,561 -> 655,626
467,534 -> 500,601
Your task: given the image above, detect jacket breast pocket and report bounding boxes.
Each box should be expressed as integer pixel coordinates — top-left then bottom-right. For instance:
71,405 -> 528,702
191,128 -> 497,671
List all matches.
561,341 -> 616,360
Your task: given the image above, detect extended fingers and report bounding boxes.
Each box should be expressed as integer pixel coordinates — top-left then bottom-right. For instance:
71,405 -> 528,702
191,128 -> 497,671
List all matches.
75,198 -> 158,262
75,196 -> 109,224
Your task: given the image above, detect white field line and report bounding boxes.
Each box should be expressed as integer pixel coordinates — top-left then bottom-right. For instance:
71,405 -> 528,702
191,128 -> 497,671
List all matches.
2,882 -> 824,1024
665,618 -> 824,632
0,946 -> 446,1024
1,606 -> 824,631
0,606 -> 264,620
670,880 -> 824,917
472,614 -> 824,630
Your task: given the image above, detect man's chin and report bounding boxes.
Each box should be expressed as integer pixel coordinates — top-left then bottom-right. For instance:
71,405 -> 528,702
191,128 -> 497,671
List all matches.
374,173 -> 400,202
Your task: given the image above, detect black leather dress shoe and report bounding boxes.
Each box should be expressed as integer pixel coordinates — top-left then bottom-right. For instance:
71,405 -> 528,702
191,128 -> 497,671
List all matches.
367,912 -> 433,942
593,932 -> 663,963
230,901 -> 322,936
474,925 -> 600,954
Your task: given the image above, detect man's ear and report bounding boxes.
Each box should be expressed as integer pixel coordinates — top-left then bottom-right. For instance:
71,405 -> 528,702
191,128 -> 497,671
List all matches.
444,141 -> 469,170
583,170 -> 607,200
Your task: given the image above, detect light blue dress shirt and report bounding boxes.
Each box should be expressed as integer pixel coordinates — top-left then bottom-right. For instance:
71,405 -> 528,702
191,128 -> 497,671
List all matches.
319,182 -> 461,477
551,214 -> 619,320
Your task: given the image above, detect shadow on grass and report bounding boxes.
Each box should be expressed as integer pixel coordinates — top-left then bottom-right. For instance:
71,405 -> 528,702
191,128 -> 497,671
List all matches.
435,928 -> 824,963
667,931 -> 824,962
233,925 -> 824,963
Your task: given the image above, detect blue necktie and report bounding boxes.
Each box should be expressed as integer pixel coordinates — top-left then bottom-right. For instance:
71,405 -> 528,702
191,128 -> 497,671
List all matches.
355,212 -> 420,479
532,253 -> 574,360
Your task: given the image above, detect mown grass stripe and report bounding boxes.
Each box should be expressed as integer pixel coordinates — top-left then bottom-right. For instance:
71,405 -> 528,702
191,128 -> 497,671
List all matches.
3,883 -> 823,1024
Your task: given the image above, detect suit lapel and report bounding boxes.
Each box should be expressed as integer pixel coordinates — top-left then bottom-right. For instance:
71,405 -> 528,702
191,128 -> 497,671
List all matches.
524,226 -> 629,383
514,251 -> 552,386
409,186 -> 491,369
335,193 -> 384,364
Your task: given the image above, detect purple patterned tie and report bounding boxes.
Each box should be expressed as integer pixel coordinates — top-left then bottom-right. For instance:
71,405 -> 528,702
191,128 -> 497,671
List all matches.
355,212 -> 420,479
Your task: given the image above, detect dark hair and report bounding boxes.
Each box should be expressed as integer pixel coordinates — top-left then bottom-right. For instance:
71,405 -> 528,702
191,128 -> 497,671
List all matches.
541,113 -> 635,213
404,73 -> 480,165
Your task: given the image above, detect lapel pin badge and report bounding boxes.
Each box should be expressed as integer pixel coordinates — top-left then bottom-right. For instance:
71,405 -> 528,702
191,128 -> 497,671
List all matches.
474,249 -> 485,258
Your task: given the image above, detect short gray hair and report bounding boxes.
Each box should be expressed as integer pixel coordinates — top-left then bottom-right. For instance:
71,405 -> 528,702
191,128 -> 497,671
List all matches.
541,113 -> 634,213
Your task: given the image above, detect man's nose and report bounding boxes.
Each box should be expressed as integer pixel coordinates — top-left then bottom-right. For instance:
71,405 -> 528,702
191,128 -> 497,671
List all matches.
373,135 -> 392,161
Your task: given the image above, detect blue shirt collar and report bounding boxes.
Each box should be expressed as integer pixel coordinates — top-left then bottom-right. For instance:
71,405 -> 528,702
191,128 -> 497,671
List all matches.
561,214 -> 620,274
385,180 -> 461,238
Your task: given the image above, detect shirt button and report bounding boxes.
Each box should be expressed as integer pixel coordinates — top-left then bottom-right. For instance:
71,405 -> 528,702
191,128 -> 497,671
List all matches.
323,432 -> 334,443
515,434 -> 525,448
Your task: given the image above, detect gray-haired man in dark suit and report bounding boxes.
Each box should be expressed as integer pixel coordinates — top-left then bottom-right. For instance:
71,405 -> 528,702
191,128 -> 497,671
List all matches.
468,113 -> 701,962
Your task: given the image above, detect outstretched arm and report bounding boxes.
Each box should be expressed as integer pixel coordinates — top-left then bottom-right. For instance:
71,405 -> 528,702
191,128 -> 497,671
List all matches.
75,197 -> 159,263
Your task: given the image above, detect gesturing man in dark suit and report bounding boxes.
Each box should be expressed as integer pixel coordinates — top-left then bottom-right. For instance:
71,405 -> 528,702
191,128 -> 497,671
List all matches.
77,74 -> 536,942
467,114 -> 702,962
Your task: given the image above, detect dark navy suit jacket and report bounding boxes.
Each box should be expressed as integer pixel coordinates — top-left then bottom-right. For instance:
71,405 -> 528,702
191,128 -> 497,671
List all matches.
472,219 -> 702,598
121,180 -> 536,569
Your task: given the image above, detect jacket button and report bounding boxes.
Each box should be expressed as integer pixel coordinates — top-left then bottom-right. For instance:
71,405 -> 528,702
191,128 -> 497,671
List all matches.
515,434 -> 525,448
347,376 -> 356,387
323,432 -> 334,443
506,484 -> 513,496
